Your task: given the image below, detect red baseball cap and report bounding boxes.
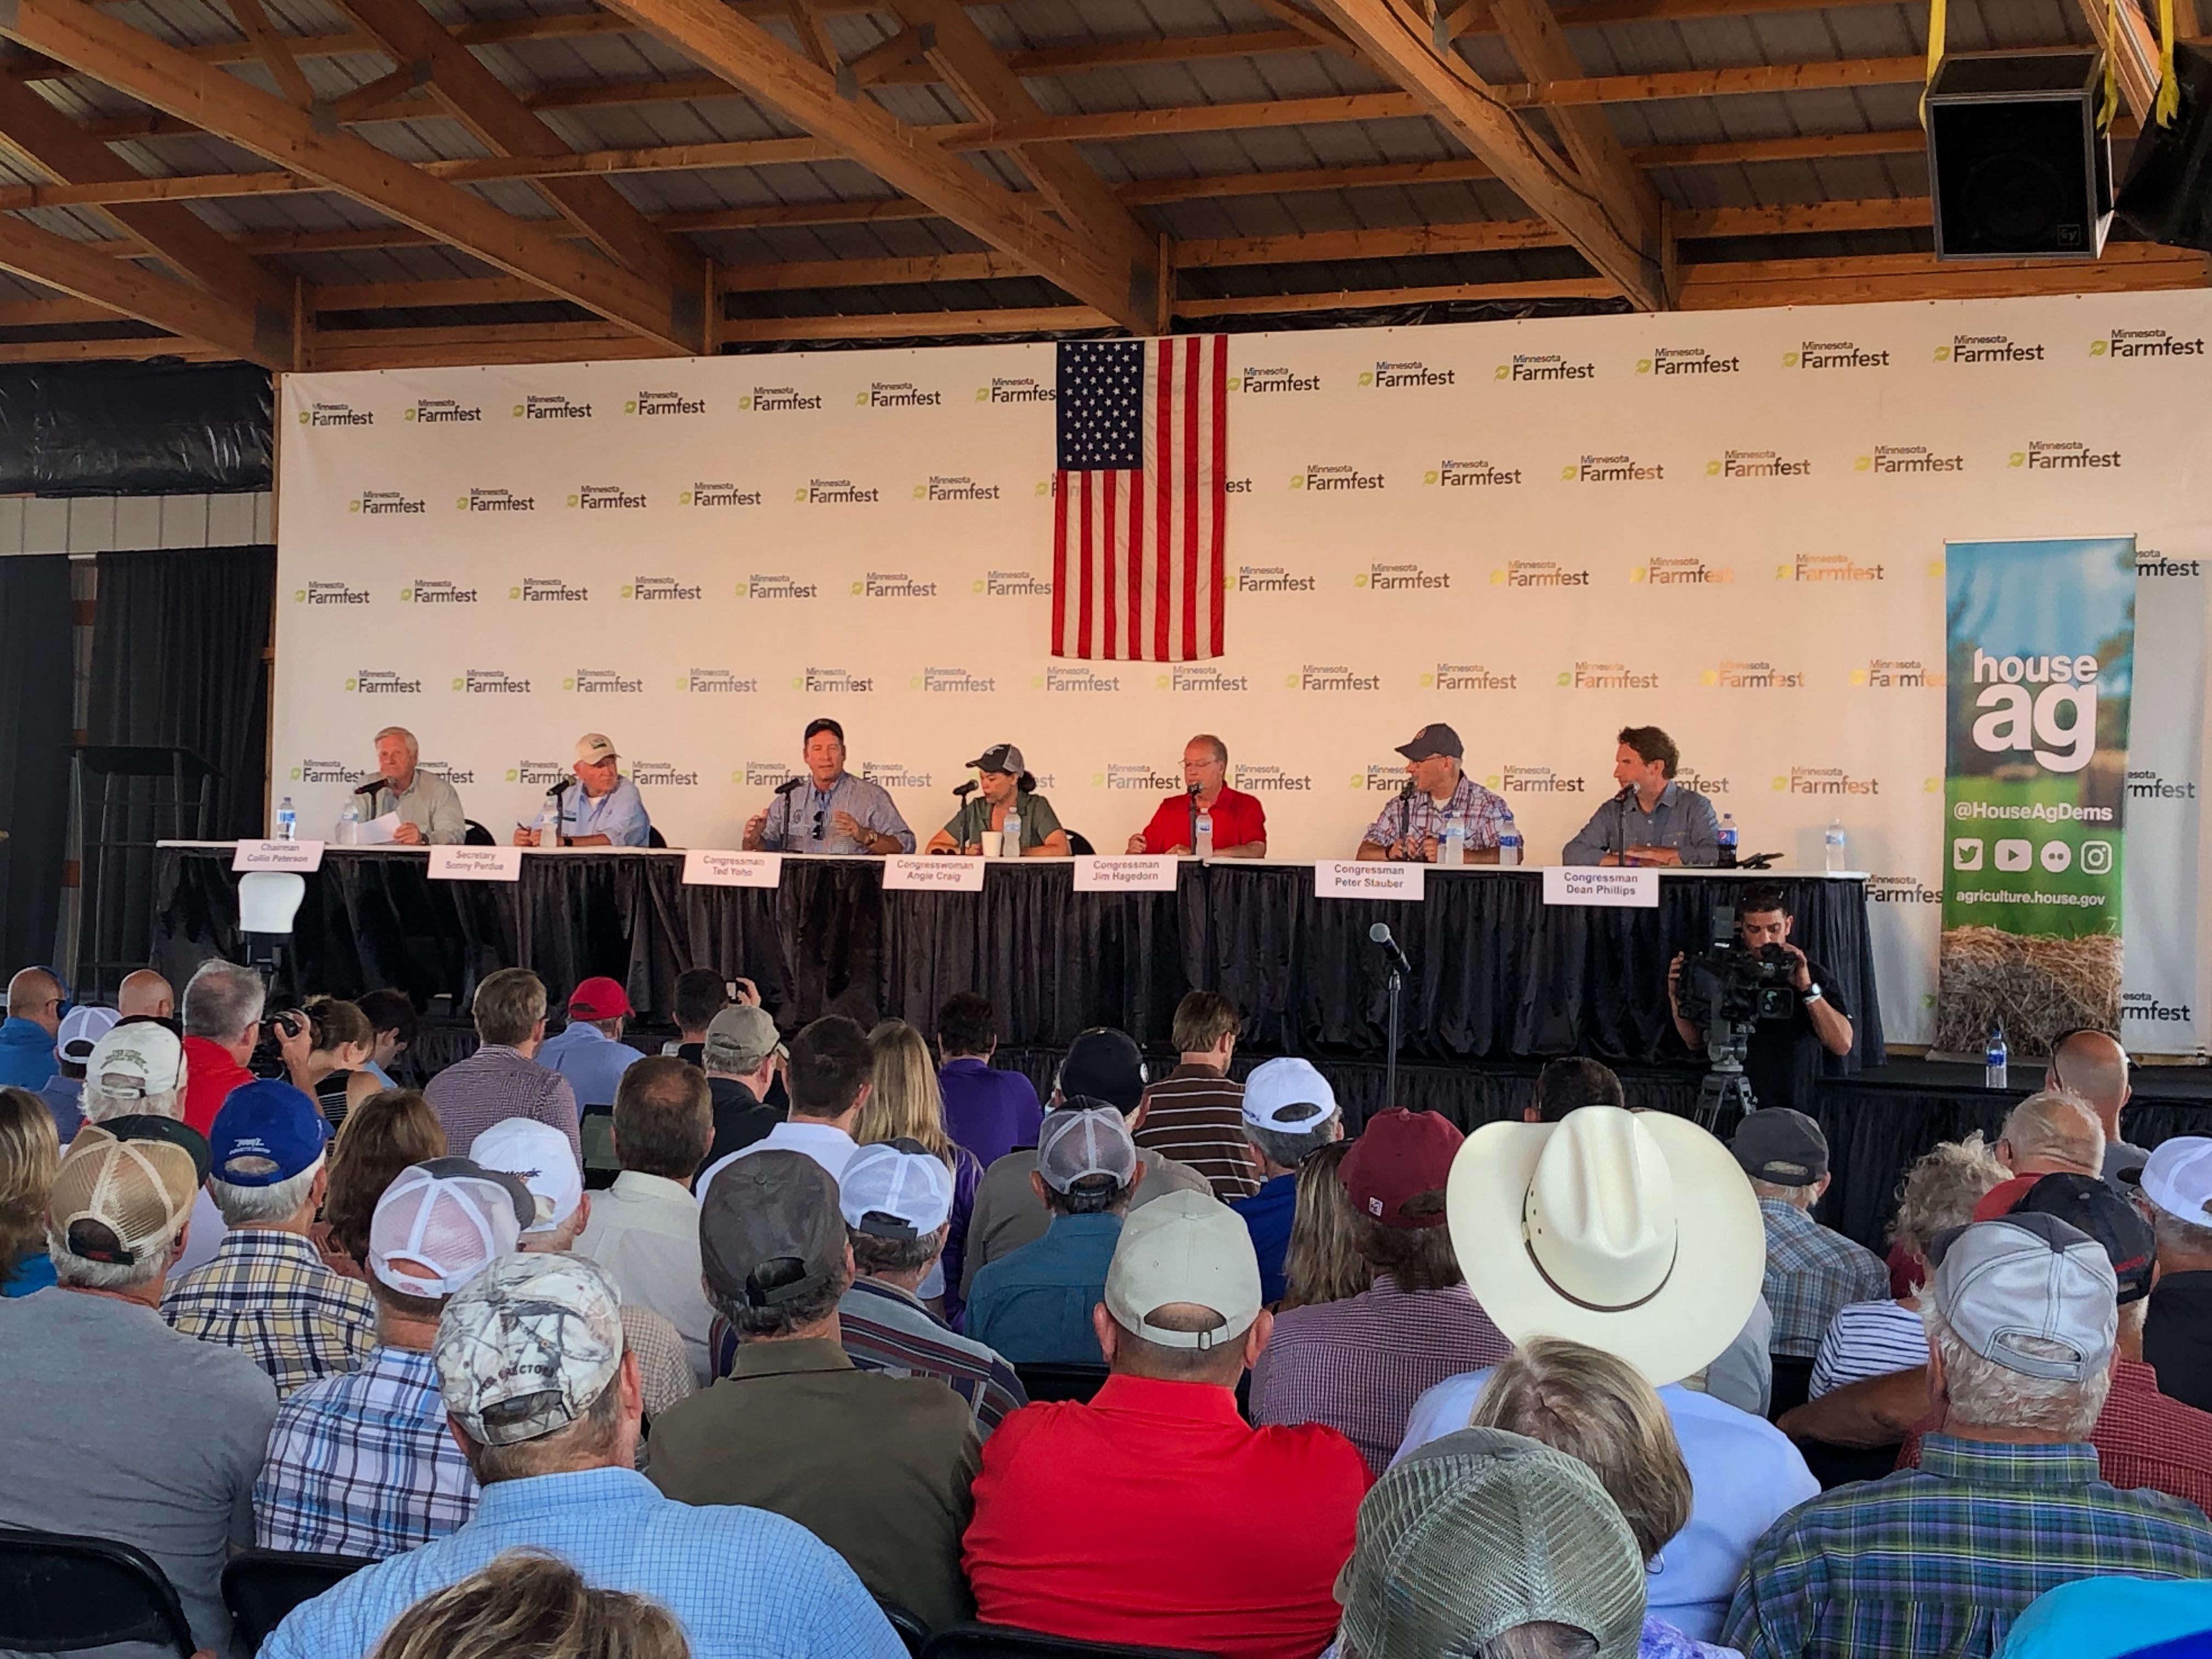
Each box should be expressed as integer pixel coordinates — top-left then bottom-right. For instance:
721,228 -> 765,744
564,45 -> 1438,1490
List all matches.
1341,1107 -> 1464,1230
567,977 -> 633,1020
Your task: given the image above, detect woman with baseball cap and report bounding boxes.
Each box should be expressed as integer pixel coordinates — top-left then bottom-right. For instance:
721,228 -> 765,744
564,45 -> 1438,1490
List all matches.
924,743 -> 1070,857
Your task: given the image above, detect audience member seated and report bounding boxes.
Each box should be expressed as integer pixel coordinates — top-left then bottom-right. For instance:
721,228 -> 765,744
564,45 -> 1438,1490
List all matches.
1985,1089 -> 2108,1214
1251,1107 -> 1508,1471
0,964 -> 64,1089
0,1085 -> 58,1296
1230,1057 -> 1345,1304
298,995 -> 384,1129
263,1251 -> 904,1659
697,1003 -> 783,1171
181,958 -> 295,1135
353,987 -> 419,1090
1733,1108 -> 1889,1369
967,1105 -> 1141,1364
2044,1029 -> 2145,1188
365,1550 -> 690,1659
667,967 -> 730,1066
963,1028 -> 1207,1296
0,1119 -> 276,1659
934,991 -> 1043,1170
38,1003 -> 116,1140
116,967 -> 177,1023
1525,1054 -> 1627,1121
255,1158 -> 524,1556
648,1149 -> 980,1632
575,1057 -> 716,1383
860,1019 -> 982,1319
424,968 -> 582,1158
836,1138 -> 1027,1434
163,1080 -> 377,1395
966,1189 -> 1369,1658
698,1014 -> 871,1192
1725,1214 -> 2212,1659
1279,1139 -> 1370,1311
2132,1137 -> 2212,1413
1415,1103 -> 1807,1641
313,1087 -> 448,1279
1810,1133 -> 2006,1398
1134,991 -> 1259,1201
539,978 -> 648,1110
1997,1576 -> 2212,1659
1337,1427 -> 1647,1659
77,1018 -> 232,1278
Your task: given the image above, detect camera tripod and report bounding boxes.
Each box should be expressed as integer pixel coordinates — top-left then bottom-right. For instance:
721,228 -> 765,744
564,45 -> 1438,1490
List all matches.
1694,1016 -> 1763,1131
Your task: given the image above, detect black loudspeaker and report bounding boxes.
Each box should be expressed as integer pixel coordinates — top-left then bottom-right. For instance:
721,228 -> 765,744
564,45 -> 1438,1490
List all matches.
1926,50 -> 2112,260
2118,43 -> 2212,249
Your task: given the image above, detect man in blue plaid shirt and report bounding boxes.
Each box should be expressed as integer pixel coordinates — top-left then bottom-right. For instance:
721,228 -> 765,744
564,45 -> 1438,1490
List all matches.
1724,1213 -> 2212,1659
1356,724 -> 1511,863
1731,1109 -> 1890,1359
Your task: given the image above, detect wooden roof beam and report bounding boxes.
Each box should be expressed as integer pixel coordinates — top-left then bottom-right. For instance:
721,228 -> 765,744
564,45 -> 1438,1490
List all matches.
0,206 -> 283,362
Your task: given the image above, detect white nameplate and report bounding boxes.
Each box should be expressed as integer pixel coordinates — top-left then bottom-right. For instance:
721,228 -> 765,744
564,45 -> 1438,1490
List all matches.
1073,856 -> 1180,893
1314,860 -> 1426,901
428,844 -> 524,882
232,839 -> 325,872
681,849 -> 783,888
883,855 -> 989,892
1542,866 -> 1660,908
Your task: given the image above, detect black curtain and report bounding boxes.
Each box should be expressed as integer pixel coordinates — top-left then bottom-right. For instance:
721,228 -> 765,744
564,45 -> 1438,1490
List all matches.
0,555 -> 74,971
84,544 -> 274,980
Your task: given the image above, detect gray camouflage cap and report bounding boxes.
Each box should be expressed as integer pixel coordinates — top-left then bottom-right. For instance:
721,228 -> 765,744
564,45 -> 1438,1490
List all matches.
433,1251 -> 625,1446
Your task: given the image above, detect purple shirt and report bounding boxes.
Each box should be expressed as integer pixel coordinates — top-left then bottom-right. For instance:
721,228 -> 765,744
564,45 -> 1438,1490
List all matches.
938,1058 -> 1043,1170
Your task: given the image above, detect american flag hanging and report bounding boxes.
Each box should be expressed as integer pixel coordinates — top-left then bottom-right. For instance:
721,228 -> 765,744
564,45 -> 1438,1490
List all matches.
1052,335 -> 1228,661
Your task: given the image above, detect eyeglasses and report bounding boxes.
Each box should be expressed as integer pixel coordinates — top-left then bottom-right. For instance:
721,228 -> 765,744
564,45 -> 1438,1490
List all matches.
811,808 -> 826,841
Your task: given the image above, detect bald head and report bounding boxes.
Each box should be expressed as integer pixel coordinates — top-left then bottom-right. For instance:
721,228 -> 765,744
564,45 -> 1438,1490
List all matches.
2046,1029 -> 2130,1136
1997,1089 -> 2106,1178
116,969 -> 175,1021
5,967 -> 62,1035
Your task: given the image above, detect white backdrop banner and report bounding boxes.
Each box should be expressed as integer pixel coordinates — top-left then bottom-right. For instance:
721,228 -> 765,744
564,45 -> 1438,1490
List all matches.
275,291 -> 2212,1054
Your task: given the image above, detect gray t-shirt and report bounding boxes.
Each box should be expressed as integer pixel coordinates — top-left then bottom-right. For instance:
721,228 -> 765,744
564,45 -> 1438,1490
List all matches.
0,1289 -> 278,1659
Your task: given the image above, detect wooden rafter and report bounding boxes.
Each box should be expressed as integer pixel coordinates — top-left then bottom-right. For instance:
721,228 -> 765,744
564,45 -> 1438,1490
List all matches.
0,206 -> 283,362
2075,0 -> 2163,122
225,0 -> 316,107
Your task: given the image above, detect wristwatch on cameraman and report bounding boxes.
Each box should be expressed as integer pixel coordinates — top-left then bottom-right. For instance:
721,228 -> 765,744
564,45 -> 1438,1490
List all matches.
1799,982 -> 1825,1007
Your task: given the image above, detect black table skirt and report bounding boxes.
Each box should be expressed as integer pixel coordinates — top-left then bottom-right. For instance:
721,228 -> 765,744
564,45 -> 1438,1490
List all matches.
155,849 -> 1883,1081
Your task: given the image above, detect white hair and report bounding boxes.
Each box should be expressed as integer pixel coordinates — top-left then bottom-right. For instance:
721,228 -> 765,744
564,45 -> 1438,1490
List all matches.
2151,1203 -> 2212,1258
374,726 -> 420,758
47,1228 -> 175,1293
81,1076 -> 187,1126
1926,1305 -> 2109,1440
1999,1090 -> 2105,1175
183,960 -> 266,1043
1750,1177 -> 1818,1210
208,1158 -> 322,1227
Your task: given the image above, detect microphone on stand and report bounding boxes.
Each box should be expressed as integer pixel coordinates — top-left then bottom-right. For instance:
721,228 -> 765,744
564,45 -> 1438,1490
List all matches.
773,776 -> 808,796
952,778 -> 980,853
1368,921 -> 1410,1113
1368,921 -> 1413,977
1613,782 -> 1634,866
352,777 -> 385,798
546,777 -> 575,798
953,781 -> 979,798
1397,778 -> 1415,851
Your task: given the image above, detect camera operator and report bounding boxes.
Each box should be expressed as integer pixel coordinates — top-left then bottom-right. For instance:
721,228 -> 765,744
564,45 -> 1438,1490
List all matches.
1668,884 -> 1853,1113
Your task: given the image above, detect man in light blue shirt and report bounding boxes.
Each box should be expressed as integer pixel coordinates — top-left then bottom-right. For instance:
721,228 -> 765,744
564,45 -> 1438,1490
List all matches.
537,977 -> 648,1109
516,732 -> 652,848
264,1252 -> 901,1659
967,1106 -> 1140,1365
1563,725 -> 1720,866
743,717 -> 915,856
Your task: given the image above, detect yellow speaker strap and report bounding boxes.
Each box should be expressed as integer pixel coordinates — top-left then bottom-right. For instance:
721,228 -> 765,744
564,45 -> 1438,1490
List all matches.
1922,0 -> 1946,129
2157,0 -> 2181,125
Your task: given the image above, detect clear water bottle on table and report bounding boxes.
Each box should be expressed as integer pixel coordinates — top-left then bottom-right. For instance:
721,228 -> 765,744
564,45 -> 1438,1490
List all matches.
1823,818 -> 1847,873
1498,809 -> 1522,868
1985,1024 -> 2009,1091
1438,815 -> 1466,866
1195,808 -> 1215,859
1717,812 -> 1738,868
1002,809 -> 1022,859
275,795 -> 297,842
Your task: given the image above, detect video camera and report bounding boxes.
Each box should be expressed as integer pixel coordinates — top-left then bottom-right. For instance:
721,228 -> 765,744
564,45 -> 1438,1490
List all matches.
1675,904 -> 1797,1031
248,1005 -> 310,1080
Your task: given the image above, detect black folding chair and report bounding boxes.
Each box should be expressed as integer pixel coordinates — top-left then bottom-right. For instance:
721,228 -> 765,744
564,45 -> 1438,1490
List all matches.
222,1549 -> 376,1652
1768,1357 -> 1816,1421
0,1526 -> 196,1657
924,1623 -> 1214,1659
1796,1438 -> 1904,1492
876,1596 -> 932,1657
1012,1362 -> 1109,1404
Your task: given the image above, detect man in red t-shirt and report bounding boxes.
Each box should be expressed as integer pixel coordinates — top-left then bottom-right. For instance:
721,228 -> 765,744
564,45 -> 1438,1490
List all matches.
1126,734 -> 1267,857
178,959 -> 308,1135
964,1190 -> 1369,1658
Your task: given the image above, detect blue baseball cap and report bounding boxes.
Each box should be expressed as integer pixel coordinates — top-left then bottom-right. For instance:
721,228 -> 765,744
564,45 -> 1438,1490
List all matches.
208,1079 -> 331,1187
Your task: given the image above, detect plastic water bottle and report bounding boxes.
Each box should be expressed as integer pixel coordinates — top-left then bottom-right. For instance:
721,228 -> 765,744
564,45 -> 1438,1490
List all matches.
1002,808 -> 1022,859
1498,811 -> 1522,868
275,795 -> 297,841
1717,812 -> 1739,868
335,802 -> 360,846
1984,1023 -> 2009,1091
1195,808 -> 1215,859
1440,816 -> 1466,867
1823,818 -> 1847,873
538,798 -> 562,847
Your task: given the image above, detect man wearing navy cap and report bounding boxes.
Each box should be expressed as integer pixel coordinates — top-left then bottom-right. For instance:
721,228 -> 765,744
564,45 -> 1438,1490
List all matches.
163,1079 -> 379,1396
1356,723 -> 1510,864
742,717 -> 915,856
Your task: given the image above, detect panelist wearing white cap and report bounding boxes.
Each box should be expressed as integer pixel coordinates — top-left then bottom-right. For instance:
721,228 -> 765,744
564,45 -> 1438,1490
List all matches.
515,733 -> 652,848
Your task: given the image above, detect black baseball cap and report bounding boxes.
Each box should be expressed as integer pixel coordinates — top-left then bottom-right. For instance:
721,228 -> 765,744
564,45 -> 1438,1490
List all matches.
1395,723 -> 1464,761
2010,1171 -> 2155,1305
1057,1028 -> 1148,1116
1731,1108 -> 1829,1187
700,1149 -> 846,1309
803,718 -> 844,746
967,743 -> 1024,775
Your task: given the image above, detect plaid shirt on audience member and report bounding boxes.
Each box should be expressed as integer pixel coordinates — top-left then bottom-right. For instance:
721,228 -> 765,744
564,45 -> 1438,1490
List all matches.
162,1228 -> 377,1397
253,1345 -> 478,1558
1758,1198 -> 1892,1359
422,1043 -> 582,1159
1722,1434 -> 2212,1659
620,1304 -> 696,1424
839,1276 -> 1028,1435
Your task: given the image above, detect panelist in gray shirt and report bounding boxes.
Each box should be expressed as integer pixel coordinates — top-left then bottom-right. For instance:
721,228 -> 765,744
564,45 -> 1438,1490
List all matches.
1563,725 -> 1720,867
365,725 -> 466,845
743,717 -> 916,856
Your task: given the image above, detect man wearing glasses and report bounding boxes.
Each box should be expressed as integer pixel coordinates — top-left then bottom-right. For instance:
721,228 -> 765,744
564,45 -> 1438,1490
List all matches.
0,966 -> 66,1089
742,717 -> 916,856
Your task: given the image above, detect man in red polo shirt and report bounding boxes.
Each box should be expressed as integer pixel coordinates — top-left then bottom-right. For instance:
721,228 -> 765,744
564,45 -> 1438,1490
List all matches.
964,1190 -> 1368,1658
179,959 -> 308,1135
1126,734 -> 1267,858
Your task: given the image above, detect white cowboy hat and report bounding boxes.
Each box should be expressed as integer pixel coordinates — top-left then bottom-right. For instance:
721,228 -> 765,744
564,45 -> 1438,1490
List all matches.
1447,1106 -> 1765,1389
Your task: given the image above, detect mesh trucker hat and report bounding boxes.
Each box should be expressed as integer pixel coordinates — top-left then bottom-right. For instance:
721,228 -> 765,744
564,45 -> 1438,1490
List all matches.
57,1005 -> 120,1065
1336,1427 -> 1646,1659
1105,1189 -> 1262,1351
1240,1057 -> 1339,1133
2139,1137 -> 2212,1228
84,1021 -> 186,1102
702,1005 -> 778,1073
840,1139 -> 954,1238
209,1080 -> 330,1187
700,1148 -> 846,1308
1037,1105 -> 1139,1195
1928,1212 -> 2118,1382
49,1119 -> 208,1267
471,1118 -> 585,1236
968,743 -> 1025,775
369,1158 -> 530,1297
434,1252 -> 625,1447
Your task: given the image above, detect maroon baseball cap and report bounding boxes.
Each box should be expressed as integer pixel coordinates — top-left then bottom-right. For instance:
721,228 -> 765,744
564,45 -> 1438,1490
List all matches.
1341,1107 -> 1464,1230
567,977 -> 633,1020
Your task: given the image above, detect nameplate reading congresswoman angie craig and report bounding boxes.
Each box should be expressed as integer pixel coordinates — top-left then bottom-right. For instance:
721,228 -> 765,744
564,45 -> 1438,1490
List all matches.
427,845 -> 525,882
681,850 -> 783,889
883,855 -> 989,893
1314,861 -> 1426,901
1073,856 -> 1181,893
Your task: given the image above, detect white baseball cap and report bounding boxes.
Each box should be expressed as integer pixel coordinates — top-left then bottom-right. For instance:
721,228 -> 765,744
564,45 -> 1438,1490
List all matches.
2139,1136 -> 2212,1230
840,1139 -> 954,1238
1105,1189 -> 1262,1350
57,1006 -> 121,1065
368,1158 -> 529,1296
1240,1057 -> 1340,1132
471,1118 -> 585,1235
84,1022 -> 186,1101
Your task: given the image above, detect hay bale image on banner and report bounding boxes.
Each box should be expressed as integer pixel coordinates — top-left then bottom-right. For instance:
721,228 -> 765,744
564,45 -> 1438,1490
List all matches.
1939,537 -> 2135,1053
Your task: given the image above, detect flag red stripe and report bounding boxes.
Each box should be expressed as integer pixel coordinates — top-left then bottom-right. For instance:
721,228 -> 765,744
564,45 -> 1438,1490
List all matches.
1127,462 -> 1144,664
1178,335 -> 1197,659
1209,333 -> 1227,657
1101,469 -> 1119,659
1077,469 -> 1093,659
1153,337 -> 1172,662
1051,471 -> 1069,656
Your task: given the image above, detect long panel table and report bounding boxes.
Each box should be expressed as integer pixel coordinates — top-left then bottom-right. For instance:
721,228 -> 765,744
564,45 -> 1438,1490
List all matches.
153,847 -> 1883,1079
